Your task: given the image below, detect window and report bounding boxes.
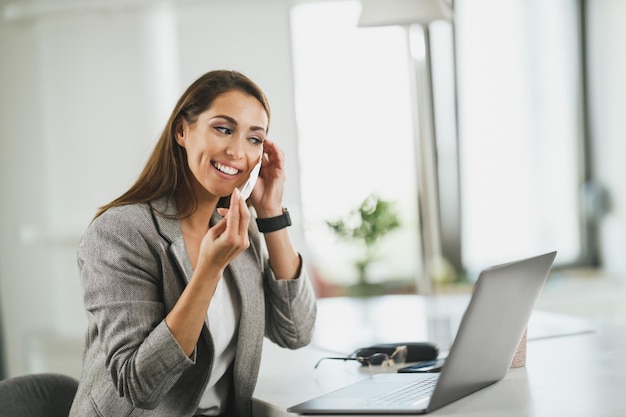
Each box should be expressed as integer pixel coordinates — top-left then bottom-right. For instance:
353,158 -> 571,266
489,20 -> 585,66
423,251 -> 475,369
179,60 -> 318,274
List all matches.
291,0 -> 590,292
455,0 -> 585,273
291,0 -> 421,293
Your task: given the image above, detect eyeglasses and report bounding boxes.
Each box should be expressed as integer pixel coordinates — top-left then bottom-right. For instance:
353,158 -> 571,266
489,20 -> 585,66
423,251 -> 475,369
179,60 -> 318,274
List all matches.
315,345 -> 408,369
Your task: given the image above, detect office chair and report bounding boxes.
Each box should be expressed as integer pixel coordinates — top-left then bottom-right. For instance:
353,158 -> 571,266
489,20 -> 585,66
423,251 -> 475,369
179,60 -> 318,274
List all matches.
0,373 -> 78,417
0,309 -> 5,380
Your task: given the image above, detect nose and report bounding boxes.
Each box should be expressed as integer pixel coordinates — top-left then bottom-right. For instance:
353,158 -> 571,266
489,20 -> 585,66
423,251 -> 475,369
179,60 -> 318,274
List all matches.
225,134 -> 245,160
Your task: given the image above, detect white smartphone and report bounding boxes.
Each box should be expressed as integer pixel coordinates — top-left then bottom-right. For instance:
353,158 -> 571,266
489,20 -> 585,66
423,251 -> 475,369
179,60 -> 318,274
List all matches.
238,158 -> 262,200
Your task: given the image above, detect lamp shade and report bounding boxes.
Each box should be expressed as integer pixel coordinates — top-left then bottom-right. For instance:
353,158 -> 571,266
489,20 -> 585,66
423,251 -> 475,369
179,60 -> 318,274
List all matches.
358,0 -> 453,27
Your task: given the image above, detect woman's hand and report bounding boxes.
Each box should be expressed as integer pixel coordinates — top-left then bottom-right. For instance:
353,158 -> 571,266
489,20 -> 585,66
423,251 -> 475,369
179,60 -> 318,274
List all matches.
196,189 -> 251,277
250,139 -> 286,218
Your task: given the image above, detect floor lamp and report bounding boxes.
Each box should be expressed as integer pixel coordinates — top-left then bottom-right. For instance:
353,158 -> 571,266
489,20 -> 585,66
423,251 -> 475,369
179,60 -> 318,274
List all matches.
359,0 -> 453,295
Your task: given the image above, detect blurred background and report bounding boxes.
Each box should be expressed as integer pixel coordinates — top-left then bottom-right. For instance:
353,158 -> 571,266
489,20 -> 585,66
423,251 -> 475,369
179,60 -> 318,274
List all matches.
1,0 -> 625,380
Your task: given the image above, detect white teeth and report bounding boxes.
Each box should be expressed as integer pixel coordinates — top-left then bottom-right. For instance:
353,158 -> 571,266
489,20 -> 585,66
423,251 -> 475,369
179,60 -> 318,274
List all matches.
214,162 -> 239,176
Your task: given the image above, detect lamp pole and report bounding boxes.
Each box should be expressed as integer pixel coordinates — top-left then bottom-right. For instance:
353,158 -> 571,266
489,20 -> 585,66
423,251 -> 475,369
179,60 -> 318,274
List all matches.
407,23 -> 441,295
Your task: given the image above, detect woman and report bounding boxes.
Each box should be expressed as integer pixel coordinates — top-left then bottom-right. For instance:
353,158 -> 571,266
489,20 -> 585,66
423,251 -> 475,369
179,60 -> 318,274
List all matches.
69,70 -> 317,417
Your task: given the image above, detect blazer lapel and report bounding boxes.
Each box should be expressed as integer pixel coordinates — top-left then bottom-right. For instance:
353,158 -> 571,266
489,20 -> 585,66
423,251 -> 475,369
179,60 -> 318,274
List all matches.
149,197 -> 214,349
169,239 -> 194,284
149,197 -> 194,284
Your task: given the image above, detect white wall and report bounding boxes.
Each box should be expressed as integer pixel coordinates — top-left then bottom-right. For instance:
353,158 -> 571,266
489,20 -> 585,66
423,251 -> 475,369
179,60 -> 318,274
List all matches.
0,0 -> 301,378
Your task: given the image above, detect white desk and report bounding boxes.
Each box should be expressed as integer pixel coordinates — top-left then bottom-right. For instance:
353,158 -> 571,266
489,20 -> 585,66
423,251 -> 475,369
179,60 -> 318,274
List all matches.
253,295 -> 626,417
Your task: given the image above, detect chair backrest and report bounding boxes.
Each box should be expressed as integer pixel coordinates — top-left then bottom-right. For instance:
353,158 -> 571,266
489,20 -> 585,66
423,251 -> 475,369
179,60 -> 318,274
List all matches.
0,373 -> 79,417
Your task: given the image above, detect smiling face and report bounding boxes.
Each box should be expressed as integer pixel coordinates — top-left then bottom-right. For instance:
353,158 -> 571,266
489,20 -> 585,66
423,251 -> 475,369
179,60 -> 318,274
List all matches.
175,89 -> 268,199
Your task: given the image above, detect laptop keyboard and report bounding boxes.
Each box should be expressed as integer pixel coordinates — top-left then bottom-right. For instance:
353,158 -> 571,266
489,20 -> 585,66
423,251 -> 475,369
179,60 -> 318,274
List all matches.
357,375 -> 439,406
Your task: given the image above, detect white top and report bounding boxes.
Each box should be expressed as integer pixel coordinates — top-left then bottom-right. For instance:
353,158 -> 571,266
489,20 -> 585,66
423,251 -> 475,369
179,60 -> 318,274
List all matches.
195,274 -> 241,415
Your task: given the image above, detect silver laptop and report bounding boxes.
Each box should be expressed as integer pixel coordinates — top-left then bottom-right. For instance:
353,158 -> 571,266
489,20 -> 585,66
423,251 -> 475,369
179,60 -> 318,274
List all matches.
288,251 -> 557,415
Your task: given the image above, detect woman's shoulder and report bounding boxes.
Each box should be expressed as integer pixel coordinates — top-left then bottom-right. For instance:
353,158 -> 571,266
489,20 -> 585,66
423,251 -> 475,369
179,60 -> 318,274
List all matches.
93,202 -> 153,228
93,196 -> 174,227
77,204 -> 151,262
83,196 -> 178,244
82,202 -> 162,248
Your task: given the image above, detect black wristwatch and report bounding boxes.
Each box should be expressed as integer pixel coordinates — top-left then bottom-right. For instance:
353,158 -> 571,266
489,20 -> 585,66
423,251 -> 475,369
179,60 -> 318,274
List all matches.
256,208 -> 292,233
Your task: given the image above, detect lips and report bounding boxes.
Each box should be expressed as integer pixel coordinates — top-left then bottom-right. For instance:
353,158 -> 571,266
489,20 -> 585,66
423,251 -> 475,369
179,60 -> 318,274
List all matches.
212,161 -> 240,176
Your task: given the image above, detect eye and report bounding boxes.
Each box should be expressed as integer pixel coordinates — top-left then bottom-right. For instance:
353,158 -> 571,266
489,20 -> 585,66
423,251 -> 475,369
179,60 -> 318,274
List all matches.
248,136 -> 264,146
214,126 -> 233,135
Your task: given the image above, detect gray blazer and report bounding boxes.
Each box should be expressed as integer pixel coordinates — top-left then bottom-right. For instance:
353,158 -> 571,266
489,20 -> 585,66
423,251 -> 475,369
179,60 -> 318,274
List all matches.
69,196 -> 317,417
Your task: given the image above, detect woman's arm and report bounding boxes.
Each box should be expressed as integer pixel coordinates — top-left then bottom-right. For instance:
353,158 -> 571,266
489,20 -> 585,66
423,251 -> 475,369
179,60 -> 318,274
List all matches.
256,221 -> 301,280
165,190 -> 250,356
250,139 -> 301,280
249,139 -> 317,346
79,206 -> 193,408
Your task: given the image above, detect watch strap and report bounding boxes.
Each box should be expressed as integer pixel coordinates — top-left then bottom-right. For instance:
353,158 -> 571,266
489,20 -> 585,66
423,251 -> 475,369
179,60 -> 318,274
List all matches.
256,208 -> 292,233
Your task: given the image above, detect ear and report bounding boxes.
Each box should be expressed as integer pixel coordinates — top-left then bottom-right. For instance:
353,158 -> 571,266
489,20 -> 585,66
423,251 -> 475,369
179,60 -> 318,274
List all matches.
174,119 -> 186,147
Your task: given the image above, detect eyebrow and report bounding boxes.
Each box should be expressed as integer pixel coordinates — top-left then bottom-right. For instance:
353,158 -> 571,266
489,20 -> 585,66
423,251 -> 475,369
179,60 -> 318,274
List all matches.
211,114 -> 267,135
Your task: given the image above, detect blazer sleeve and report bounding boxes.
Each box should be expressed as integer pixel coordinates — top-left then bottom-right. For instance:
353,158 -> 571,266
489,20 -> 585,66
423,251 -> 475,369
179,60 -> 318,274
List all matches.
77,205 -> 194,409
250,226 -> 317,349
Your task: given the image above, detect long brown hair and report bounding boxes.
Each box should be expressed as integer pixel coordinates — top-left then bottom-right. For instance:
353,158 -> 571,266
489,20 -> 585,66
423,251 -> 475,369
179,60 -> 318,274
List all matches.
94,70 -> 271,220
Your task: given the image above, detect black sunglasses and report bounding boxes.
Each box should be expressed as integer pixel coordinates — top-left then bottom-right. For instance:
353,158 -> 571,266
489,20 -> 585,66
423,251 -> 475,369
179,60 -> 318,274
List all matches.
314,345 -> 408,369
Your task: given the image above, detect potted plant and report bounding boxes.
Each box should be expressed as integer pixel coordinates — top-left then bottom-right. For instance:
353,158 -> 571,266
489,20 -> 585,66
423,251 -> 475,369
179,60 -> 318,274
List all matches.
326,194 -> 400,287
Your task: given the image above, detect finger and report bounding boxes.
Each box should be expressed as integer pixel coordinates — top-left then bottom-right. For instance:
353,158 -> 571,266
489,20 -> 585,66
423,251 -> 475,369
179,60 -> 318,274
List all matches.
208,216 -> 227,238
226,189 -> 242,235
262,139 -> 277,158
217,207 -> 229,217
264,140 -> 285,168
